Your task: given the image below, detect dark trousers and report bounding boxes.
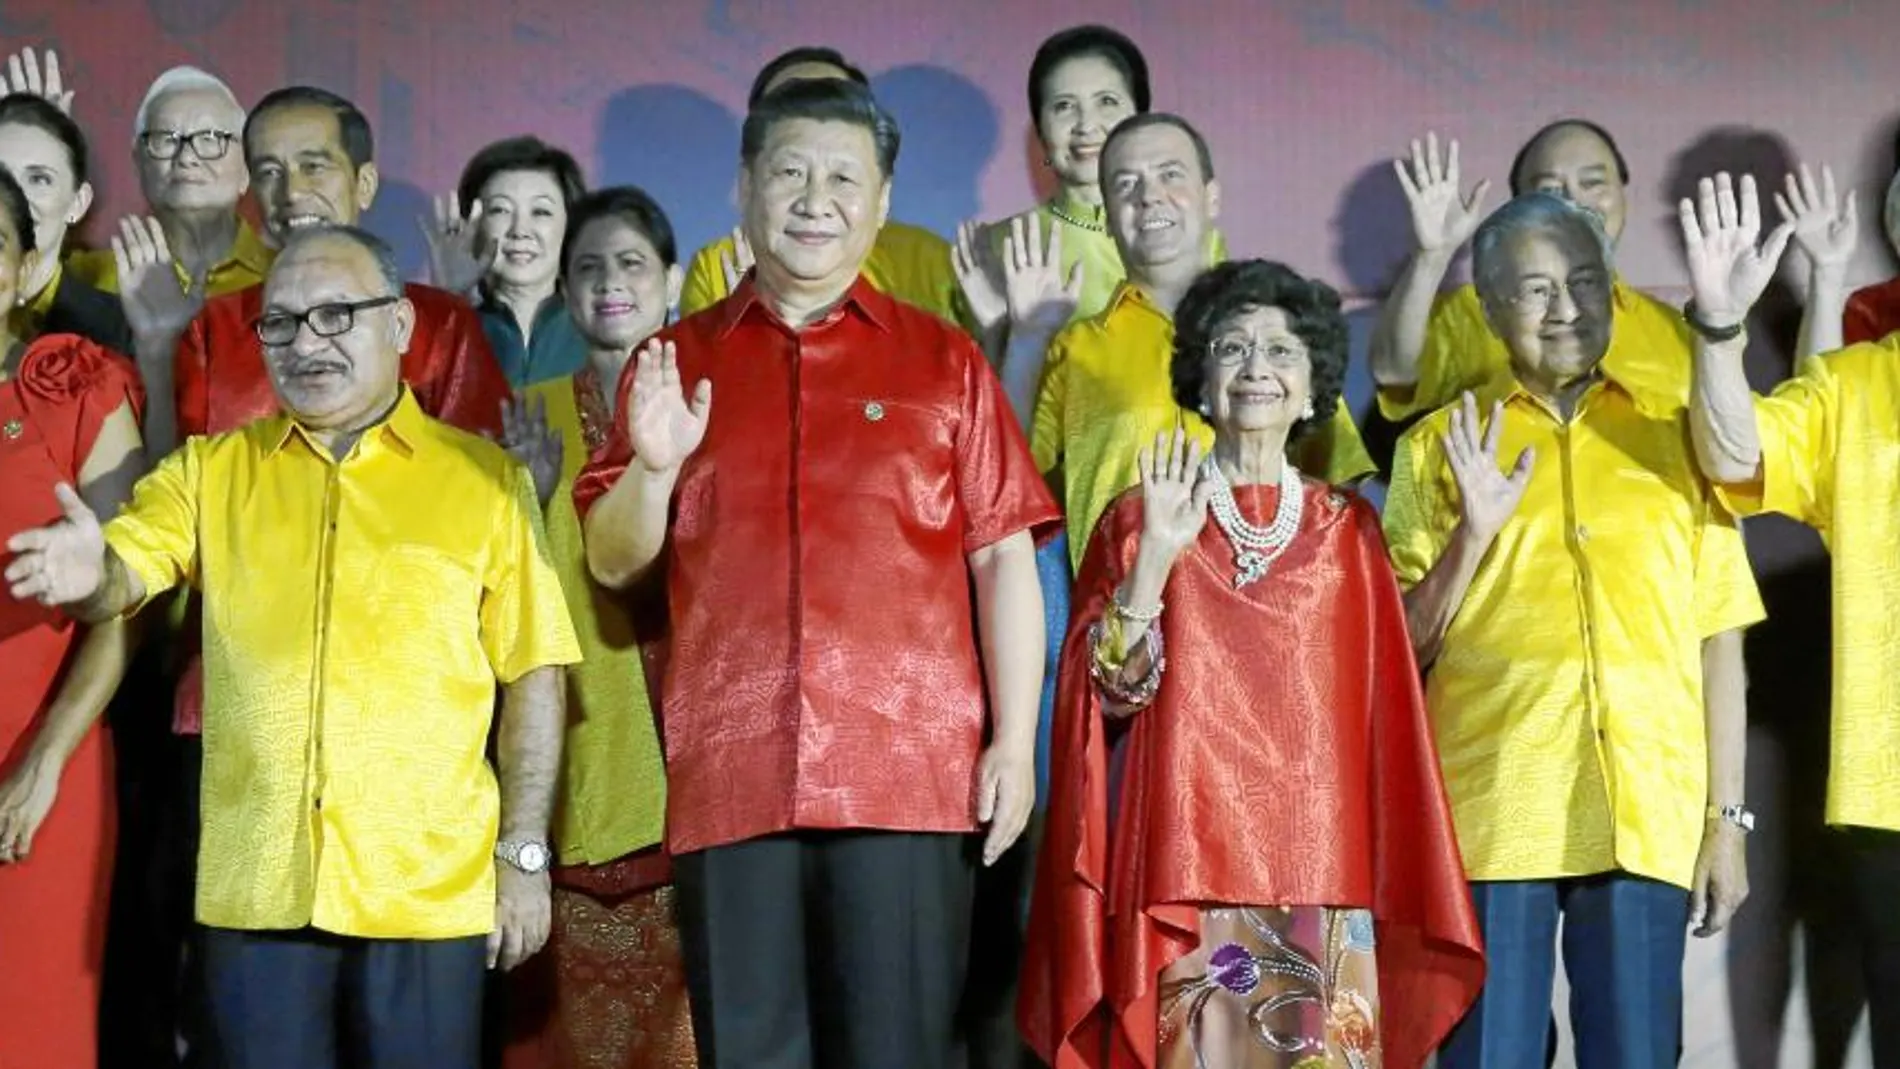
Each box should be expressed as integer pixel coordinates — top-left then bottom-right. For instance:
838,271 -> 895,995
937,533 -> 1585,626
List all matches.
674,831 -> 975,1069
1439,872 -> 1689,1069
201,927 -> 486,1069
1849,827 -> 1900,1068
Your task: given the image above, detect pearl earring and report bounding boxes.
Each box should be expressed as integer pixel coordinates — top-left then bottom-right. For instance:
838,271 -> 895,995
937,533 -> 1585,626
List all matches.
1197,400 -> 1211,417
1301,399 -> 1316,420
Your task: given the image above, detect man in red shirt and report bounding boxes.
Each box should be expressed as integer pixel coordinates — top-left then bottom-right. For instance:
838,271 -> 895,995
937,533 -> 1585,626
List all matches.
575,78 -> 1056,1069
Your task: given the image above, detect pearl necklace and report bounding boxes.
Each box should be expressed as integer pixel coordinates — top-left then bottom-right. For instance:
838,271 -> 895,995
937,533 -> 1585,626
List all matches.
1047,199 -> 1107,234
1203,456 -> 1304,588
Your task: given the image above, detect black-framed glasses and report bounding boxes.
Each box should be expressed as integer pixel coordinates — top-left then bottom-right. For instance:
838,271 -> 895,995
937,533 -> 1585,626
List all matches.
139,129 -> 238,161
254,297 -> 399,346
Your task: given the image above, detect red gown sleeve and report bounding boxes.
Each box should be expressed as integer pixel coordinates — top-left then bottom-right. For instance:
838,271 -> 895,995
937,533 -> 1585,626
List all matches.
406,288 -> 508,436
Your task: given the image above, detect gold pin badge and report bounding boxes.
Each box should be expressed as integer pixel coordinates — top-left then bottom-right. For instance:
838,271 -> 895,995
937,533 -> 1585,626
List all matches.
2,419 -> 21,440
864,402 -> 885,422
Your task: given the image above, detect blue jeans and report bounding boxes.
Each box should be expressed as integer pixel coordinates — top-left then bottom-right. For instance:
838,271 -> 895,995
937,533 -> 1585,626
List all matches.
1033,532 -> 1070,805
1439,872 -> 1689,1069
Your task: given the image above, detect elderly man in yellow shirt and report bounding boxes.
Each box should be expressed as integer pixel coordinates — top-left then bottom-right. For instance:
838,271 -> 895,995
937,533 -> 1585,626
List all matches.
1369,122 -> 1695,422
1382,193 -> 1761,1069
676,46 -> 956,323
1023,112 -> 1374,572
4,224 -> 580,1069
1681,169 -> 1900,1069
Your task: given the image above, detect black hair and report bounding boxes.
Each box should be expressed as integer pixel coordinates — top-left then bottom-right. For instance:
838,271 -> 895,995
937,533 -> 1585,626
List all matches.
1171,259 -> 1348,442
456,135 -> 586,218
245,85 -> 375,168
740,78 -> 899,178
747,47 -> 869,110
561,185 -> 678,276
279,223 -> 401,296
1508,118 -> 1631,196
1027,24 -> 1151,128
1102,111 -> 1215,182
0,167 -> 36,256
0,92 -> 89,186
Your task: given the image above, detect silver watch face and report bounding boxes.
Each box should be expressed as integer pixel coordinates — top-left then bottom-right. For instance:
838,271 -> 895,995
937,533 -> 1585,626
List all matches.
516,842 -> 551,872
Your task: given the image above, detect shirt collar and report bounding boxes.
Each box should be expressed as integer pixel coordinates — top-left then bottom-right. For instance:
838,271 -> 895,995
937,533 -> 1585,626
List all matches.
225,221 -> 276,279
713,273 -> 893,339
265,385 -> 427,459
1102,280 -> 1172,327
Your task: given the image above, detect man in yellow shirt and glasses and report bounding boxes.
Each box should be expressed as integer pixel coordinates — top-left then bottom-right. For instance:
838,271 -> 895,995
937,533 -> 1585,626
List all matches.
1383,192 -> 1761,1068
5,224 -> 581,1069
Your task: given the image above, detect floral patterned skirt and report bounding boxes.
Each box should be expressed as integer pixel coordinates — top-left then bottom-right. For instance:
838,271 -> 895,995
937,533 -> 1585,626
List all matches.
1158,906 -> 1380,1069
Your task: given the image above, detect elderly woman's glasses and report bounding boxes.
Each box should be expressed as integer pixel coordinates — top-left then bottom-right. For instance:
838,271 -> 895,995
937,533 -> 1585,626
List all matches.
1208,337 -> 1307,368
254,297 -> 399,346
139,129 -> 238,162
1505,272 -> 1610,315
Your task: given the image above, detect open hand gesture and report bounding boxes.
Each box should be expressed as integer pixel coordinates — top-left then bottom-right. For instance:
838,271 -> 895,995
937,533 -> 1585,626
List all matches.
420,193 -> 493,296
1003,214 -> 1083,336
4,483 -> 107,607
1776,163 -> 1858,273
1,48 -> 72,114
1444,392 -> 1533,545
499,394 -> 564,508
1137,428 -> 1213,563
1394,132 -> 1491,255
718,227 -> 754,293
951,219 -> 1007,333
627,338 -> 710,474
1678,172 -> 1796,328
113,217 -> 203,340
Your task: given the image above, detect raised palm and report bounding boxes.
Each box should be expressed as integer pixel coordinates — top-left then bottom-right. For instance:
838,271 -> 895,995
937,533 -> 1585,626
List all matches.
421,192 -> 492,296
1138,429 -> 1213,562
951,219 -> 1007,333
499,394 -> 565,507
627,339 -> 711,474
1443,392 -> 1533,544
1394,132 -> 1490,254
1678,172 -> 1796,326
1775,163 -> 1858,272
4,483 -> 106,607
1003,214 -> 1083,335
2,48 -> 73,114
112,216 -> 203,339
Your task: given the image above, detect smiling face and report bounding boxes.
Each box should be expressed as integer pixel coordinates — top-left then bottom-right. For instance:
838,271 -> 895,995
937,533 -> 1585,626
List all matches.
564,215 -> 680,352
740,117 -> 890,297
0,120 -> 90,257
1201,305 -> 1312,439
246,104 -> 379,246
477,167 -> 566,293
1036,53 -> 1137,192
1103,122 -> 1218,274
259,234 -> 412,430
136,86 -> 248,215
1481,225 -> 1614,394
1515,124 -> 1627,243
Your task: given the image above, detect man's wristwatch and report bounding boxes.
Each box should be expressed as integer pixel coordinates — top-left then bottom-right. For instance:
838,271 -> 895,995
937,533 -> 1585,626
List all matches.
495,839 -> 552,874
1708,803 -> 1756,833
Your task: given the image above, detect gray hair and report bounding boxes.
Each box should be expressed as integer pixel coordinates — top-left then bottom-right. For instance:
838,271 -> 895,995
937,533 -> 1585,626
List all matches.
133,66 -> 244,140
1471,192 -> 1614,303
277,224 -> 403,297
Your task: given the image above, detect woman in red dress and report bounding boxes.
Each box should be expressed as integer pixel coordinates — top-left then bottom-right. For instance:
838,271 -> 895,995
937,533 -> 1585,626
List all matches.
0,162 -> 145,1066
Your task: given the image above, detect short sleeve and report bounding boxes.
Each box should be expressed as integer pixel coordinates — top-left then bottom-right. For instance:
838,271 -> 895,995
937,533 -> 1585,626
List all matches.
408,292 -> 508,437
678,241 -> 730,319
954,336 -> 1062,553
480,462 -> 583,682
1029,329 -> 1074,474
1381,421 -> 1459,589
1692,504 -> 1765,638
1742,352 -> 1840,528
16,338 -> 145,474
103,437 -> 205,610
1378,286 -> 1498,422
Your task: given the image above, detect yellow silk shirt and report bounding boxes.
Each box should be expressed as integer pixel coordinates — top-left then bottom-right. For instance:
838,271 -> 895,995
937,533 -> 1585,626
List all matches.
69,219 -> 275,298
524,375 -> 666,865
1383,370 -> 1763,889
1031,282 -> 1376,570
1378,278 -> 1694,422
679,219 -> 958,323
104,388 -> 582,937
1724,336 -> 1900,831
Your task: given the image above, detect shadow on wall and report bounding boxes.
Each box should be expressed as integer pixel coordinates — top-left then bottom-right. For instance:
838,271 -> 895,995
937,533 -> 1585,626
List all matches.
360,179 -> 434,284
871,63 -> 999,236
596,84 -> 742,266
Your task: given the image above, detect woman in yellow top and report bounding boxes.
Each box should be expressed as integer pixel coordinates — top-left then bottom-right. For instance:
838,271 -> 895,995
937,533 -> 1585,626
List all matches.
499,187 -> 695,1069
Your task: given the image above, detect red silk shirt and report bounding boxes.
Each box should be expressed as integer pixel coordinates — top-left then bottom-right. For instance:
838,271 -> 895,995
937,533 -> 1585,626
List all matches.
574,277 -> 1060,855
1845,276 -> 1900,346
175,281 -> 509,440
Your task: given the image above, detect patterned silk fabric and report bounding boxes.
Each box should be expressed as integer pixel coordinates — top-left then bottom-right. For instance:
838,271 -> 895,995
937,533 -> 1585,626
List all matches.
678,220 -> 960,324
1374,278 -> 1695,422
69,219 -> 276,298
574,276 -> 1059,855
1384,371 -> 1764,888
1844,275 -> 1900,345
1022,482 -> 1484,1069
1031,282 -> 1376,571
174,281 -> 510,440
1723,336 -> 1900,830
103,389 -> 581,936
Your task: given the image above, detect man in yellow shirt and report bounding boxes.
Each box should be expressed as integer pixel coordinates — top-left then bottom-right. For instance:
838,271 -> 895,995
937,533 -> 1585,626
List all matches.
1681,170 -> 1900,1068
1369,122 -> 1694,423
1026,113 -> 1374,571
676,46 -> 957,323
5,224 -> 580,1069
1383,193 -> 1760,1068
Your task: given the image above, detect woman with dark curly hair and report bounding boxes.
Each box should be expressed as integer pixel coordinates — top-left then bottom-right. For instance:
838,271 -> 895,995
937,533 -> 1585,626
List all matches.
1022,260 -> 1484,1069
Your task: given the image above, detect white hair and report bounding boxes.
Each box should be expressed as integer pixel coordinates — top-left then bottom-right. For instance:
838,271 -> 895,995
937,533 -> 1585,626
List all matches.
132,66 -> 245,140
1471,192 -> 1615,304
